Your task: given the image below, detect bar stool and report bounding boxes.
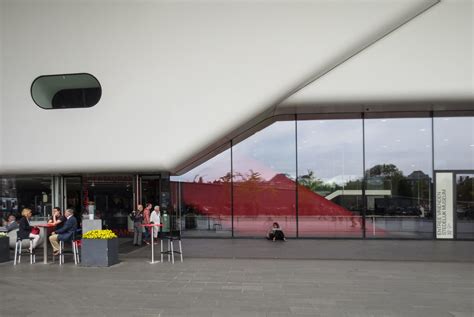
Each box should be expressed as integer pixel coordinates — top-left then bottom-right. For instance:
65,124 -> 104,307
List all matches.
162,230 -> 183,264
57,239 -> 80,265
13,235 -> 35,265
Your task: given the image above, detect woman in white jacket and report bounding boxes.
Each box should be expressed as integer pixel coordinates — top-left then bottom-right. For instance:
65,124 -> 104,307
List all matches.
150,206 -> 161,242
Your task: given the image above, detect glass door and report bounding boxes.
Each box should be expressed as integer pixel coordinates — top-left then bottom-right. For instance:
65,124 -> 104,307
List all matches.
82,175 -> 134,236
63,176 -> 83,223
455,173 -> 474,239
140,175 -> 161,206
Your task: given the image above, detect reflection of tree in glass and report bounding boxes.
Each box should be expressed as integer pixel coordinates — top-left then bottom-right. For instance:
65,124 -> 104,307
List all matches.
367,164 -> 403,178
297,170 -> 335,195
366,164 -> 409,197
297,170 -> 361,195
366,164 -> 432,215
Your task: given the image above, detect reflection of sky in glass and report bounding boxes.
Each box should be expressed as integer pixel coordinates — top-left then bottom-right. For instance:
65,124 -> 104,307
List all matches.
171,149 -> 231,183
298,119 -> 363,184
434,117 -> 474,170
173,116 -> 473,183
365,118 -> 432,176
233,121 -> 296,180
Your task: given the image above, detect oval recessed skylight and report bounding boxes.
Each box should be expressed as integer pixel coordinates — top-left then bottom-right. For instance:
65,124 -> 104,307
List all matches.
31,73 -> 101,109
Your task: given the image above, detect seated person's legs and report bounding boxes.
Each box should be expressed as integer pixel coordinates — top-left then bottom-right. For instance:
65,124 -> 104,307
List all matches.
267,232 -> 275,240
29,233 -> 40,249
274,230 -> 285,241
49,234 -> 60,253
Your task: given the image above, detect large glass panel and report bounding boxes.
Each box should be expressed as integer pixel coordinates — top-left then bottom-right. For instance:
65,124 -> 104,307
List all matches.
82,175 -> 133,237
64,176 -> 83,225
434,117 -> 474,170
233,121 -> 296,237
297,119 -> 363,237
365,118 -> 433,238
141,175 -> 161,206
456,174 -> 474,239
0,176 -> 52,221
171,149 -> 232,237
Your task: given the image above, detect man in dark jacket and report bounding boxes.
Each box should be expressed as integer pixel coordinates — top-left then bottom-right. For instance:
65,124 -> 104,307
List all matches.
49,209 -> 78,256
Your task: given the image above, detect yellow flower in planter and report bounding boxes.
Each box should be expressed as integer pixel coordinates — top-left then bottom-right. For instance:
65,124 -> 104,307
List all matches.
83,229 -> 117,240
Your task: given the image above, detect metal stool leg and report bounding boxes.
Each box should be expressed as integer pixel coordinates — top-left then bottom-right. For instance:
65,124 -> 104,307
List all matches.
75,242 -> 80,264
18,241 -> 22,264
74,241 -> 80,265
170,240 -> 174,264
59,241 -> 63,265
167,239 -> 170,262
14,241 -> 19,265
73,241 -> 77,265
179,240 -> 183,262
160,239 -> 163,263
30,240 -> 34,264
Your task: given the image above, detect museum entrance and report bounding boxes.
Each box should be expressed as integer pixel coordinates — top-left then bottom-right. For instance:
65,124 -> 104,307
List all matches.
82,175 -> 134,236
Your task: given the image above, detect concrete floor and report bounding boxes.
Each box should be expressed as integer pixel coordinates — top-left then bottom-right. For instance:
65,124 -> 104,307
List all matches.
124,238 -> 474,262
0,240 -> 473,317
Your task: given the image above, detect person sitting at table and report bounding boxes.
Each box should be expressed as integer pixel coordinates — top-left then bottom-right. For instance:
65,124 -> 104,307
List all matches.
48,207 -> 66,231
18,208 -> 40,250
266,222 -> 286,241
49,209 -> 78,256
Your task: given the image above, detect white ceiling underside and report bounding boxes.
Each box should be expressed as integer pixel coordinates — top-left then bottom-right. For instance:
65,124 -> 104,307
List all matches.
279,0 -> 474,114
0,0 -> 472,175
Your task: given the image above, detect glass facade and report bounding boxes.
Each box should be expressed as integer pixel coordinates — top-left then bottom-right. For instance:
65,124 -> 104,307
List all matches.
170,113 -> 473,239
171,149 -> 232,237
1,113 -> 473,240
0,176 -> 52,220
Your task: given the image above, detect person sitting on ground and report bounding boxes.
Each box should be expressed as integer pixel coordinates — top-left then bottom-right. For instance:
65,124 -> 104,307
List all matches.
18,208 -> 40,250
49,209 -> 78,256
266,222 -> 286,241
48,207 -> 66,231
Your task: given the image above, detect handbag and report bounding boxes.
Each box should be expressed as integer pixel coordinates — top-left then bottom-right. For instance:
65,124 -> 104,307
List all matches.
31,227 -> 40,235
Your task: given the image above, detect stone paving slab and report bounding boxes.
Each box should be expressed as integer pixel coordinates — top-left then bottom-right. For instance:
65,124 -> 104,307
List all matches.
0,257 -> 472,317
123,239 -> 474,262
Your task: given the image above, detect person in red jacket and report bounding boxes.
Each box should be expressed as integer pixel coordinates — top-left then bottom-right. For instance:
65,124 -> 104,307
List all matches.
142,203 -> 152,245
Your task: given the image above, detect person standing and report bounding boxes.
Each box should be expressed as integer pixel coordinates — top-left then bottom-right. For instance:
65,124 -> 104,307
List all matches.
150,205 -> 161,243
18,208 -> 40,251
49,209 -> 78,256
129,204 -> 144,246
142,203 -> 152,245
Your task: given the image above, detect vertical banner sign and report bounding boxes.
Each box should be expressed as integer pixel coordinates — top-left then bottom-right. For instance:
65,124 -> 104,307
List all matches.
436,173 -> 454,239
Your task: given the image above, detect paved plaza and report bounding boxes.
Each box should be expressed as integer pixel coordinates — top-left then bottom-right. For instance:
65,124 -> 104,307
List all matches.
0,240 -> 473,317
